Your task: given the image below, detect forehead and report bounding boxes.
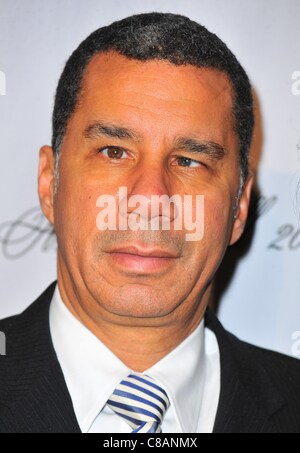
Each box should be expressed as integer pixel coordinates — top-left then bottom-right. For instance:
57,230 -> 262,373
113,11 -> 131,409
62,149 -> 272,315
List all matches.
76,51 -> 235,141
82,51 -> 233,102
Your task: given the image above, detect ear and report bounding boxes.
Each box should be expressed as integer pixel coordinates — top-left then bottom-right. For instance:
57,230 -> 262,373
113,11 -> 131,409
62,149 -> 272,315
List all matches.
229,176 -> 253,246
38,145 -> 55,225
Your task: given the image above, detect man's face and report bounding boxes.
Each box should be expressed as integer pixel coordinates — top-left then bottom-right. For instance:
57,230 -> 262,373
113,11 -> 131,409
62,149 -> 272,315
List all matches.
39,52 -> 251,320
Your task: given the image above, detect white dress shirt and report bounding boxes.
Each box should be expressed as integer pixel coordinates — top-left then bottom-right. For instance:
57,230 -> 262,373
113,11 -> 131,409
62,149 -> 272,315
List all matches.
49,285 -> 220,433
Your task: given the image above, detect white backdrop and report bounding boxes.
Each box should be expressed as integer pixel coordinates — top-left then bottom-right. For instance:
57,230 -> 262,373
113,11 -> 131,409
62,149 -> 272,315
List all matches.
0,0 -> 300,357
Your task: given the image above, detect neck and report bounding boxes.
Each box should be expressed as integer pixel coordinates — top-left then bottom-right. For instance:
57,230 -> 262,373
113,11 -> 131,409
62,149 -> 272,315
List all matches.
57,268 -> 210,372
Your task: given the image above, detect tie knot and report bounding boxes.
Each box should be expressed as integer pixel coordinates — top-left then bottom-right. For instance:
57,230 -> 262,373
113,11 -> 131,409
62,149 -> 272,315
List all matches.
107,373 -> 170,433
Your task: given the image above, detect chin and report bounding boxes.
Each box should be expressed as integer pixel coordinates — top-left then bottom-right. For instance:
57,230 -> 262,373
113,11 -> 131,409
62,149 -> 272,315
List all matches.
95,285 -> 179,319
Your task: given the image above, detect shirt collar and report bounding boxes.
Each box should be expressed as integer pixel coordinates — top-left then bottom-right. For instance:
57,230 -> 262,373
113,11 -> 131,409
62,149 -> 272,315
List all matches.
146,322 -> 205,432
50,285 -> 206,433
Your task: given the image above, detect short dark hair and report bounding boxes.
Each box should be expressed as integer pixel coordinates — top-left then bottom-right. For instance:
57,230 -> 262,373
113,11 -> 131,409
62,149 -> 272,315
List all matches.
52,12 -> 254,182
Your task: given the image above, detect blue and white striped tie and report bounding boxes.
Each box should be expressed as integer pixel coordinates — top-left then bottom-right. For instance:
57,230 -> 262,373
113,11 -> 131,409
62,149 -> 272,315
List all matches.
107,374 -> 170,433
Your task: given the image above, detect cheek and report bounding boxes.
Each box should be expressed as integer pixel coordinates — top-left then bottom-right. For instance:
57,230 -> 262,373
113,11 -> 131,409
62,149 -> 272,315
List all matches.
54,173 -> 101,248
203,191 -> 233,246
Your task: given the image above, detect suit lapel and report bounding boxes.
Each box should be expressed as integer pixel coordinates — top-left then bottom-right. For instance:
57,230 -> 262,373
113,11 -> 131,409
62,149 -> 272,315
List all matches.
4,371 -> 81,433
206,310 -> 285,433
0,283 -> 80,433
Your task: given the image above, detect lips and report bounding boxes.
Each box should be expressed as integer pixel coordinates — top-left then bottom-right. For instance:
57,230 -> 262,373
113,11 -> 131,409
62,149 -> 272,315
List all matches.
107,244 -> 179,273
108,244 -> 178,258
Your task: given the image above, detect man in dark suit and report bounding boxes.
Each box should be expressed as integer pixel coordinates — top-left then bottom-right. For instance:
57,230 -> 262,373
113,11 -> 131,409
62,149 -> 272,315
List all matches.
1,13 -> 300,433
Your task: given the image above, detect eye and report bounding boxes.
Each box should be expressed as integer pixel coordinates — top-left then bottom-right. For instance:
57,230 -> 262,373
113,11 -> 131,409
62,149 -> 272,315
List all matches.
98,146 -> 128,159
175,157 -> 205,168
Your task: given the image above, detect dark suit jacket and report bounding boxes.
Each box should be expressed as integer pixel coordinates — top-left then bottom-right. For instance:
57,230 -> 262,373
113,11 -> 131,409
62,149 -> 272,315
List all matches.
0,282 -> 300,433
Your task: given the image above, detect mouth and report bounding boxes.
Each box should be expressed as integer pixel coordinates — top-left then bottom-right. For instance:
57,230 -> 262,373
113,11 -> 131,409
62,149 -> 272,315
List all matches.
107,244 -> 179,273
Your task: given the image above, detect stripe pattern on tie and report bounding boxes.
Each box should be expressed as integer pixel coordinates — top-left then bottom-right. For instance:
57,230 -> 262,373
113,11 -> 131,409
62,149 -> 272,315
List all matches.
107,374 -> 170,433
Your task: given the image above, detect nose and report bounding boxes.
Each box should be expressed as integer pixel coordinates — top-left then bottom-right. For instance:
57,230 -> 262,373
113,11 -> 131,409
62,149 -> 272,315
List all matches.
120,159 -> 178,225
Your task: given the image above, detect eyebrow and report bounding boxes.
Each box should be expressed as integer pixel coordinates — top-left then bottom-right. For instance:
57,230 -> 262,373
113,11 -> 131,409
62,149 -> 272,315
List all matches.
174,137 -> 226,161
83,121 -> 226,160
83,121 -> 142,142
